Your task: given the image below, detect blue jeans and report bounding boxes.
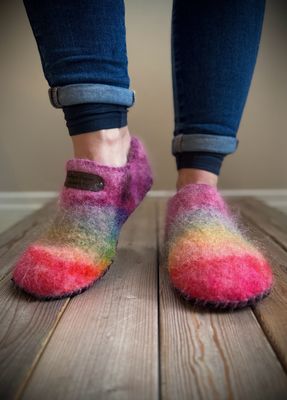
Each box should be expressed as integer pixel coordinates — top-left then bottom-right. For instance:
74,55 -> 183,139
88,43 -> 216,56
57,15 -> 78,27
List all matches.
23,0 -> 265,175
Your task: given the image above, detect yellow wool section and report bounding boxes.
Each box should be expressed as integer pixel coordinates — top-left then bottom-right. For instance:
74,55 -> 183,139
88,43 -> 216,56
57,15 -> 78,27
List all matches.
35,243 -> 94,263
97,257 -> 112,272
168,225 -> 263,264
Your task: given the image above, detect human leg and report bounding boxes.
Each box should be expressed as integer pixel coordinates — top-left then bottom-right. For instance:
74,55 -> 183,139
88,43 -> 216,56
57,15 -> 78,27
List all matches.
23,0 -> 135,166
171,0 -> 266,189
11,0 -> 153,299
165,0 -> 273,309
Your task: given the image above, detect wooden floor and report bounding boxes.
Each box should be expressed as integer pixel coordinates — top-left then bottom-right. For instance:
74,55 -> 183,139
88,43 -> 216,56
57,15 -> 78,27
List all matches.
0,196 -> 287,400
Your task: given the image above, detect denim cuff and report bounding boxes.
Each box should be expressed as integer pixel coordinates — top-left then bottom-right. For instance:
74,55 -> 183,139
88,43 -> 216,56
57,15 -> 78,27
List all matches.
48,83 -> 136,109
172,133 -> 239,155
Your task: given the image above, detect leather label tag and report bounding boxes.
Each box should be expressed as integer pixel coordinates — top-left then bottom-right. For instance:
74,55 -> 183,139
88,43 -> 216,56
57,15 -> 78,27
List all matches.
64,170 -> 105,192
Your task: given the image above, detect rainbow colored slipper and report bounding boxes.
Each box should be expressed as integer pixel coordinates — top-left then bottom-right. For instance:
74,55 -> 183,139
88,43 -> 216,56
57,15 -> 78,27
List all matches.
11,136 -> 153,300
164,183 -> 273,310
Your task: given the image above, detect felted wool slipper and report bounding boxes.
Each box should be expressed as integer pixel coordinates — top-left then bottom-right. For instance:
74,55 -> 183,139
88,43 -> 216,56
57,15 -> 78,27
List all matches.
11,135 -> 153,300
164,183 -> 273,310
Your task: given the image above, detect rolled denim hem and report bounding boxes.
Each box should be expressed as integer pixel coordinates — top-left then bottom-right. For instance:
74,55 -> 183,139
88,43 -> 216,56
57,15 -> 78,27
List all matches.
48,83 -> 136,109
172,133 -> 239,155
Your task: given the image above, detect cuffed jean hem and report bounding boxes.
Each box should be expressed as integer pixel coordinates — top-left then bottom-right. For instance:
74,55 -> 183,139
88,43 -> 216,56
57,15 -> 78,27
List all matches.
171,133 -> 239,156
48,83 -> 136,109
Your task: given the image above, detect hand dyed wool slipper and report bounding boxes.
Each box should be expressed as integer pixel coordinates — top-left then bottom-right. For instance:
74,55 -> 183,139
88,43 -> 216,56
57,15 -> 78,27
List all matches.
11,135 -> 153,300
164,183 -> 273,310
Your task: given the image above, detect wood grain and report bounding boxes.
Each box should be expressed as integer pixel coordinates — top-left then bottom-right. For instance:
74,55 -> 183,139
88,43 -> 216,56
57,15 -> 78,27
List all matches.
0,200 -> 69,400
227,198 -> 287,372
158,197 -> 287,400
20,199 -> 159,400
1,196 -> 287,400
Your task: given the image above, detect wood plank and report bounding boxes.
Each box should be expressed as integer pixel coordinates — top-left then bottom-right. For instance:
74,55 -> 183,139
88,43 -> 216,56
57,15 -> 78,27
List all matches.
0,200 -> 69,399
0,200 -> 57,280
227,198 -> 287,372
158,197 -> 287,400
20,199 -> 159,400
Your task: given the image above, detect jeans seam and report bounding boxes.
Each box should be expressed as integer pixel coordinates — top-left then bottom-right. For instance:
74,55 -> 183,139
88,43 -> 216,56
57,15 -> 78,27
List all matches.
171,3 -> 185,131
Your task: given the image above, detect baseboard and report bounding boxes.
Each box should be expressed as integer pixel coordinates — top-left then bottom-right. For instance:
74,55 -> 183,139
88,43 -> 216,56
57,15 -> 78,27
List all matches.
0,192 -> 57,210
0,190 -> 287,210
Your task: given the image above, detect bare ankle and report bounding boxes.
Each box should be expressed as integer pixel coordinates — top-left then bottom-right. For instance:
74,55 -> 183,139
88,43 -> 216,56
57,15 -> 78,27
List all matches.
71,126 -> 131,167
176,168 -> 218,191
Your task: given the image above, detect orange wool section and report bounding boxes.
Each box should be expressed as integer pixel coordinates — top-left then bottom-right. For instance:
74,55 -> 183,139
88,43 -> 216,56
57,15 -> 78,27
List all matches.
34,243 -> 110,273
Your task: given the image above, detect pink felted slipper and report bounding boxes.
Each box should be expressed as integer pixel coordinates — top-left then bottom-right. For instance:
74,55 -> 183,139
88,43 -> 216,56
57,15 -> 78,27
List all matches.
164,183 -> 273,310
11,135 -> 153,300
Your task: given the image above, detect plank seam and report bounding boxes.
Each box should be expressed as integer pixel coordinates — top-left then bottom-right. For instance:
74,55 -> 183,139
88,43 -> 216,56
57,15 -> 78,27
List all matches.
251,305 -> 287,374
156,200 -> 162,400
0,270 -> 14,285
234,205 -> 287,373
14,299 -> 71,399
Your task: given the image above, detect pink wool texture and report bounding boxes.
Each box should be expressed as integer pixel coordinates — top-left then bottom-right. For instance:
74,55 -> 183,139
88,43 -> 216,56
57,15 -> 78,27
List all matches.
164,183 -> 273,309
11,135 -> 153,300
